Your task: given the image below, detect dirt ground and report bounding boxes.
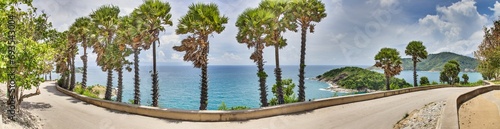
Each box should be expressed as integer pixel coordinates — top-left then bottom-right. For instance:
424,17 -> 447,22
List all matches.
459,90 -> 500,129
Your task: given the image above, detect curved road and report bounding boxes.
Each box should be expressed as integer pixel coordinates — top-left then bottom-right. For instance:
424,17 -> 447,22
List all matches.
11,82 -> 478,129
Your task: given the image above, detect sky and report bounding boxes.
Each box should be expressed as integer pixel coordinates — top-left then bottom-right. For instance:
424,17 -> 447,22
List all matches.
31,0 -> 500,66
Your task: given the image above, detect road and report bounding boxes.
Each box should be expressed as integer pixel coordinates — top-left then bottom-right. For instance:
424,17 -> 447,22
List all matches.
10,82 -> 479,129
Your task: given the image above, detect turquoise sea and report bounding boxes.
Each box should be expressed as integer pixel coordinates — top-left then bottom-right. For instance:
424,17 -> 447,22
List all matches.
51,65 -> 482,110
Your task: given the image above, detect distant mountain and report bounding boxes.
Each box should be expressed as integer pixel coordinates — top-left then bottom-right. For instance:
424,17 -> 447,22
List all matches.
401,52 -> 477,72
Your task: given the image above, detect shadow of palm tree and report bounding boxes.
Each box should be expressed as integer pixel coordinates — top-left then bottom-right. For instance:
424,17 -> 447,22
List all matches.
20,101 -> 52,110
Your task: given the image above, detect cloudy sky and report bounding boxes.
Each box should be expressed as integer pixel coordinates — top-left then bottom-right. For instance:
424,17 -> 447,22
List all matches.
32,0 -> 500,66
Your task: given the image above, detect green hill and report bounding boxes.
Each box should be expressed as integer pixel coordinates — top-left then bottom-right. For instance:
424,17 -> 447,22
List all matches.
316,67 -> 411,90
401,52 -> 477,71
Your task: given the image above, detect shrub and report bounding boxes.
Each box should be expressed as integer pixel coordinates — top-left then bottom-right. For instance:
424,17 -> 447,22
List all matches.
218,102 -> 250,110
419,76 -> 430,86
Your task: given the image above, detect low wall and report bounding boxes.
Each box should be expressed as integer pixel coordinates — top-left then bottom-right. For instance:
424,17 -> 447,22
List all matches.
438,84 -> 500,129
56,84 -> 452,122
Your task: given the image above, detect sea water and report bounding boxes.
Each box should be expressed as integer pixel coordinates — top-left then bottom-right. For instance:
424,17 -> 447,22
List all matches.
52,65 -> 482,110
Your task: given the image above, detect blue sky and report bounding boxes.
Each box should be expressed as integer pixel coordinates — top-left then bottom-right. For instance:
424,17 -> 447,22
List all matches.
32,0 -> 500,66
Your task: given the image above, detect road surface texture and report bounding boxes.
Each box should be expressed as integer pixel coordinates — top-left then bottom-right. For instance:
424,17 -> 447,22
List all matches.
459,90 -> 500,129
3,82 -> 481,129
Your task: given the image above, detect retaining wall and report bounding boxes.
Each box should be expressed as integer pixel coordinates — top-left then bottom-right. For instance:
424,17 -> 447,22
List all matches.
56,84 -> 452,122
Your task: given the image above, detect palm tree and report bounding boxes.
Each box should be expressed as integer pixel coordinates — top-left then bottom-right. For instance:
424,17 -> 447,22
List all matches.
374,48 -> 403,90
288,0 -> 327,102
404,41 -> 427,87
132,0 -> 173,107
117,15 -> 141,103
69,17 -> 93,89
236,8 -> 275,107
89,5 -> 120,100
108,39 -> 132,102
259,0 -> 297,104
173,3 -> 228,110
67,32 -> 78,91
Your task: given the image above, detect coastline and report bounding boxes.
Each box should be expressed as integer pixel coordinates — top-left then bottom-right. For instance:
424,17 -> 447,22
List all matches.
312,78 -> 378,93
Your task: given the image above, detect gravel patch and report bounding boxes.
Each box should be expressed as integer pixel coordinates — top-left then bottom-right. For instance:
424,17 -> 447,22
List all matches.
394,101 -> 446,129
0,90 -> 43,129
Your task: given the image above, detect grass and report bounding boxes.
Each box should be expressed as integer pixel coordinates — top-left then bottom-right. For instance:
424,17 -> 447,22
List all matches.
74,83 -> 100,99
490,80 -> 500,85
456,80 -> 484,87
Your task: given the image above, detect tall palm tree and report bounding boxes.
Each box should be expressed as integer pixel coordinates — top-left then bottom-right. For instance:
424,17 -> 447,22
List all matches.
69,17 -> 93,89
132,0 -> 173,107
173,3 -> 228,110
289,0 -> 327,102
117,15 -> 141,103
89,5 -> 120,100
108,39 -> 132,102
404,41 -> 427,87
259,0 -> 297,104
67,32 -> 78,91
236,8 -> 275,107
374,48 -> 403,90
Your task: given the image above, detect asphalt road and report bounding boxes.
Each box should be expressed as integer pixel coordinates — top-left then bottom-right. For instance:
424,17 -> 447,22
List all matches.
12,82 -> 479,129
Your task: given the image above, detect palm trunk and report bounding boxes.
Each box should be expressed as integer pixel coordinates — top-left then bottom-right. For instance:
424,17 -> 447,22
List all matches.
70,56 -> 76,91
413,60 -> 417,87
151,40 -> 159,107
298,26 -> 307,102
257,45 -> 268,107
116,67 -> 123,102
82,40 -> 88,89
385,74 -> 390,90
199,62 -> 208,110
133,48 -> 141,105
49,72 -> 52,81
105,69 -> 113,100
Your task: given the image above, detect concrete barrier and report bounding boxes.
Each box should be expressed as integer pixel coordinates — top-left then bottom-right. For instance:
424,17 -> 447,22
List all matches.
438,85 -> 500,129
56,84 -> 452,121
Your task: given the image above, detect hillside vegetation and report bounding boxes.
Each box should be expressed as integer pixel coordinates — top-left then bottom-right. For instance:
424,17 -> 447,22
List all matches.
316,67 -> 411,90
401,52 -> 477,71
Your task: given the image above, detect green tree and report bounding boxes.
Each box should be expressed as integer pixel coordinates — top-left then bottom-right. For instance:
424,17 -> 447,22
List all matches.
235,8 -> 275,107
374,48 -> 403,90
68,17 -> 93,89
89,5 -> 120,101
405,41 -> 427,87
440,60 -> 460,85
269,79 -> 298,105
419,76 -> 430,86
462,74 -> 469,84
288,0 -> 327,102
259,0 -> 298,105
132,0 -> 173,107
173,3 -> 228,110
475,19 -> 500,80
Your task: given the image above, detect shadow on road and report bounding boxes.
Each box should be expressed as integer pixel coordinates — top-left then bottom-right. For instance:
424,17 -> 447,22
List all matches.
44,82 -> 67,97
21,101 -> 52,110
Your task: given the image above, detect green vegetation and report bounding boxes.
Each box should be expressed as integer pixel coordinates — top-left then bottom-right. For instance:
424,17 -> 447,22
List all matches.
457,80 -> 484,87
236,6 -> 276,107
217,102 -> 251,110
401,52 -> 477,72
288,0 -> 327,102
440,60 -> 461,85
173,3 -> 228,110
405,41 -> 428,87
269,79 -> 299,106
74,84 -> 100,99
462,74 -> 469,84
375,48 -> 404,90
475,19 -> 500,80
419,76 -> 430,86
317,67 -> 411,90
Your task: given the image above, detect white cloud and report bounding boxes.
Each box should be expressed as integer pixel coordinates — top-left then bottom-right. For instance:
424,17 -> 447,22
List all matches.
489,1 -> 500,18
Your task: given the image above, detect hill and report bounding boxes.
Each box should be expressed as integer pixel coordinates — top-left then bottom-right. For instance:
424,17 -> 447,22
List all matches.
401,52 -> 477,71
316,67 -> 411,90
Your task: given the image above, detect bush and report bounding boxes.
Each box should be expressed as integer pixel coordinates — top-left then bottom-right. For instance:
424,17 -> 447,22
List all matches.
431,81 -> 438,85
218,102 -> 250,110
419,76 -> 430,86
269,79 -> 298,106
73,84 -> 99,99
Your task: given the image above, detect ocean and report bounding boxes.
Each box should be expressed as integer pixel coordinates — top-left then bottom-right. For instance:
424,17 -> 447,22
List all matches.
51,65 -> 482,110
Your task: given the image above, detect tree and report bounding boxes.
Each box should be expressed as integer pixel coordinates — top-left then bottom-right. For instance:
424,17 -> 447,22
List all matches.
419,76 -> 430,86
440,60 -> 460,85
462,74 -> 469,84
173,3 -> 228,110
236,7 -> 275,107
405,41 -> 427,87
69,17 -> 93,89
258,0 -> 297,105
108,38 -> 132,102
475,19 -> 500,80
89,5 -> 120,101
0,1 -> 53,113
132,0 -> 173,107
119,14 -> 144,105
269,79 -> 298,105
288,0 -> 327,102
374,48 -> 403,90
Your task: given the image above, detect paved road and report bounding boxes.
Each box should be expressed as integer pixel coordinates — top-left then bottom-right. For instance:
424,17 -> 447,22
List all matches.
11,82 -> 479,129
